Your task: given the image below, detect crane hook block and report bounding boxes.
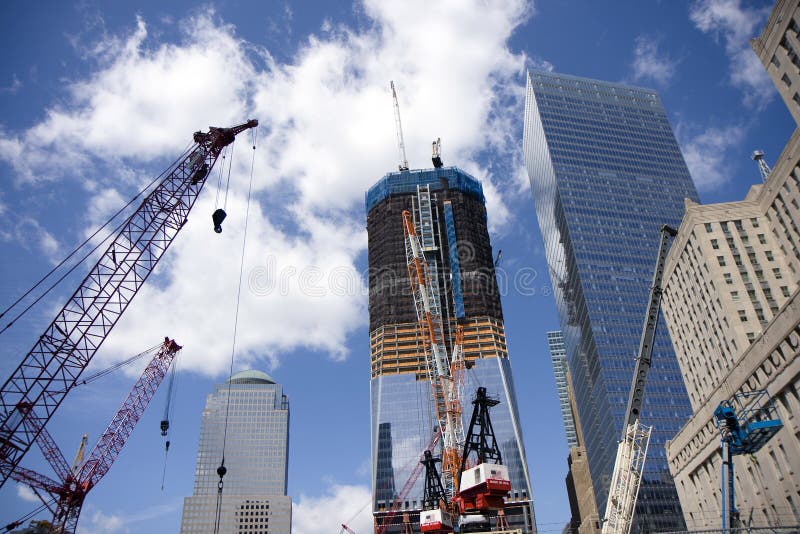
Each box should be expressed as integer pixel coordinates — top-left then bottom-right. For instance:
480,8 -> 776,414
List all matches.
160,420 -> 169,436
212,208 -> 227,233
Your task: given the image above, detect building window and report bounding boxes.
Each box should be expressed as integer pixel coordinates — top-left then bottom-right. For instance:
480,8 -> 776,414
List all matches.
738,310 -> 748,322
781,286 -> 791,297
794,92 -> 800,107
724,272 -> 733,284
711,239 -> 719,249
774,267 -> 783,279
731,291 -> 740,302
747,332 -> 756,342
718,255 -> 727,266
771,54 -> 781,68
758,233 -> 767,244
751,218 -> 760,228
733,219 -> 744,231
765,250 -> 774,261
705,222 -> 713,232
783,73 -> 793,87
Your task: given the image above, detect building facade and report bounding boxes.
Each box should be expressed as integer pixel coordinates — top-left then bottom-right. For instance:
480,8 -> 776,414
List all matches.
751,0 -> 800,128
662,131 -> 800,529
180,370 -> 291,534
523,70 -> 698,531
548,330 -> 578,448
367,167 -> 535,532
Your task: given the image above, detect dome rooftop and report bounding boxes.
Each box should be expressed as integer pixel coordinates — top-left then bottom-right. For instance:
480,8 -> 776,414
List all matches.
227,370 -> 276,384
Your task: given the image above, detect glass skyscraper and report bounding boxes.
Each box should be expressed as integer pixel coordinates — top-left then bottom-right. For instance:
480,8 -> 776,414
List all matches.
367,167 -> 535,533
180,370 -> 291,534
523,70 -> 698,532
547,331 -> 577,448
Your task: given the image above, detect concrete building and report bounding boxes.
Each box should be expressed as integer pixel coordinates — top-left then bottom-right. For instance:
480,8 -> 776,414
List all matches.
180,370 -> 291,534
751,0 -> 800,128
548,331 -> 578,448
662,126 -> 800,528
367,167 -> 535,532
523,70 -> 697,532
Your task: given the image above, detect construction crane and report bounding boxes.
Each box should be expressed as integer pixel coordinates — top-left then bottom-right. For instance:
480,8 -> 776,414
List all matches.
432,139 -> 443,169
391,81 -> 409,171
713,390 -> 783,531
601,225 -> 677,534
402,206 -> 465,499
752,150 -> 772,183
0,119 -> 257,488
419,450 -> 452,534
456,387 -> 511,529
9,338 -> 181,533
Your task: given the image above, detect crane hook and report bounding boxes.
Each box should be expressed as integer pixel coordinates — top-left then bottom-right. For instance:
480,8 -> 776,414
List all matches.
212,208 -> 227,234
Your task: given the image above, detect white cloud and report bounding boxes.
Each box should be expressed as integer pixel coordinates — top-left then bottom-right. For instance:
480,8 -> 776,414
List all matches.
0,213 -> 60,262
292,483 -> 372,534
630,36 -> 678,86
0,2 -> 531,375
77,510 -> 128,534
689,0 -> 773,106
16,483 -> 39,503
677,121 -> 746,190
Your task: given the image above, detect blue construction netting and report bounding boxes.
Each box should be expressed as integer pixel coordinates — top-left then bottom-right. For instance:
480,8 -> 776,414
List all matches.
365,166 -> 485,213
443,202 -> 465,319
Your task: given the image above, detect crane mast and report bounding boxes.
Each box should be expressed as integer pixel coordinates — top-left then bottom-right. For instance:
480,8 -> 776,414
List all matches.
10,338 -> 182,533
602,225 -> 677,534
0,120 -> 257,488
401,208 -> 465,499
391,81 -> 409,172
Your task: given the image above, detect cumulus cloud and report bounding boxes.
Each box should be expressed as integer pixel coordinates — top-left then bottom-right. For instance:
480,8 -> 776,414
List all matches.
629,36 -> 678,86
293,483 -> 372,534
689,0 -> 773,106
0,211 -> 60,262
677,121 -> 746,190
0,2 -> 531,375
76,510 -> 128,534
15,483 -> 39,503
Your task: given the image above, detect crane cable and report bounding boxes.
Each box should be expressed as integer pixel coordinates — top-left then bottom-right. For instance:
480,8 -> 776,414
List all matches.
160,354 -> 180,491
213,126 -> 258,534
0,142 -> 196,335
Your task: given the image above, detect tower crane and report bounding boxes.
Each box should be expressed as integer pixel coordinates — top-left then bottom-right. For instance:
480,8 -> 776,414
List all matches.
402,209 -> 465,499
0,119 -> 257,488
391,81 -> 409,172
713,390 -> 782,532
601,225 -> 677,534
9,338 -> 182,533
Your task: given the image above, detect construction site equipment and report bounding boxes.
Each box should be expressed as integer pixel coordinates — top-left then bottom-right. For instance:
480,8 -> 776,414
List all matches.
457,387 -> 510,515
420,450 -> 453,533
752,150 -> 772,183
10,338 -> 181,533
391,81 -> 409,172
432,139 -> 443,168
602,225 -> 677,534
402,203 -> 465,499
713,390 -> 783,532
0,119 -> 257,488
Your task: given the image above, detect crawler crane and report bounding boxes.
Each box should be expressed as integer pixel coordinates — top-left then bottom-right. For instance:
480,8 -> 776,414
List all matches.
9,338 -> 182,533
0,119 -> 257,487
601,225 -> 677,534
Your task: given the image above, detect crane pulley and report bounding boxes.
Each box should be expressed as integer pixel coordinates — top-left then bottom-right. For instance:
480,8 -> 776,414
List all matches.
0,120 -> 257,490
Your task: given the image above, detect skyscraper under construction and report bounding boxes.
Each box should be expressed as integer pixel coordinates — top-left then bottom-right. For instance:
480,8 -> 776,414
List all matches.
367,166 -> 535,533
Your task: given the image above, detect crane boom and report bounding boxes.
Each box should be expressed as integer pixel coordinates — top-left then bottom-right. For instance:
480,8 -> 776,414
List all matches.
9,338 -> 182,534
602,224 -> 677,534
391,81 -> 409,171
0,120 -> 257,489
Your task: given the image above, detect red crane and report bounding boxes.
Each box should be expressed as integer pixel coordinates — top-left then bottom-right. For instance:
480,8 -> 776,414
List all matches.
0,119 -> 257,488
10,338 -> 181,533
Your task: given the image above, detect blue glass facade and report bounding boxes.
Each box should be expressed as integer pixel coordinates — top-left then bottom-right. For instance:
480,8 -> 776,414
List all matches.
523,71 -> 698,531
547,331 -> 577,448
367,168 -> 534,533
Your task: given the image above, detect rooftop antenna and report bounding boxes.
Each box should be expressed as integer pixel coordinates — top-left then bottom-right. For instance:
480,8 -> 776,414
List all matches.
391,81 -> 409,171
752,150 -> 772,183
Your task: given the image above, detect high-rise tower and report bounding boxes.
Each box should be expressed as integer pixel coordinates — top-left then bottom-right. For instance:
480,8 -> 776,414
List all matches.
547,331 -> 577,448
180,370 -> 291,534
367,167 -> 535,533
523,70 -> 698,532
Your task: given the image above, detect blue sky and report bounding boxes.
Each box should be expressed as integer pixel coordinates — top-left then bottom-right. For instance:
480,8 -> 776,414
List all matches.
0,1 -> 794,533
